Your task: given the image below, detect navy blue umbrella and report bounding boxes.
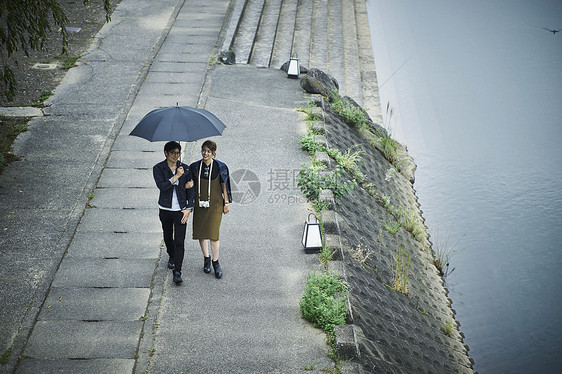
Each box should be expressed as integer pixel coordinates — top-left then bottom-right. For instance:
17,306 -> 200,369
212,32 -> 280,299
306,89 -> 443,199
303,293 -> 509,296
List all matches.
129,105 -> 226,142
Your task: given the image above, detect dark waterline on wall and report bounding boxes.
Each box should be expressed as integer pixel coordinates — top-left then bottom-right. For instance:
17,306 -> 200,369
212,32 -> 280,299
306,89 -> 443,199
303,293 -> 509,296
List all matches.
366,0 -> 562,372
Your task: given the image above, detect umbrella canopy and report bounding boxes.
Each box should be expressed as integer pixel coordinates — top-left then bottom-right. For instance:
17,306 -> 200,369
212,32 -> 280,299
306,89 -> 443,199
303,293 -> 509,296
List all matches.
129,105 -> 226,142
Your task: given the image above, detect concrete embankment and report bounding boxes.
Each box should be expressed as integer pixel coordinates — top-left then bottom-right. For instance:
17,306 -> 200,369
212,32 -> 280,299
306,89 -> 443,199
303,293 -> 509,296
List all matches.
303,95 -> 475,372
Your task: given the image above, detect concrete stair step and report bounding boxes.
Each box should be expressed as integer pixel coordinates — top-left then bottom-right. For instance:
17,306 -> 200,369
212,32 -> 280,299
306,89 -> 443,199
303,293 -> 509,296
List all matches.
341,0 -> 362,103
269,0 -> 299,69
289,0 -> 313,70
309,0 -> 328,72
326,0 -> 345,96
354,0 -> 383,124
250,0 -> 283,67
221,0 -> 247,52
231,0 -> 266,64
221,0 -> 381,120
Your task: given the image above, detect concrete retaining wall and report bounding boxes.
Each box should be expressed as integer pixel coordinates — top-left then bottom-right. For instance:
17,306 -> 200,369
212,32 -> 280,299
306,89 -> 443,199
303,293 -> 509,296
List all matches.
303,95 -> 475,373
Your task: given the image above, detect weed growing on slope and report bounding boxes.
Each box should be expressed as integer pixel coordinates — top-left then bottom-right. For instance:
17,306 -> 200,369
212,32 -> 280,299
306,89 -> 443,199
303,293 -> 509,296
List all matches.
325,147 -> 365,183
328,90 -> 369,130
297,162 -> 355,203
300,271 -> 348,333
431,229 -> 457,276
300,132 -> 323,155
443,320 -> 454,337
385,221 -> 400,235
298,100 -> 323,121
391,241 -> 411,295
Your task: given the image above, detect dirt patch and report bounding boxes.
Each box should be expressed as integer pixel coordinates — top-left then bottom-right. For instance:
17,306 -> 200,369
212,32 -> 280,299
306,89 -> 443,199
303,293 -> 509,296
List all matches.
1,0 -> 121,107
0,0 -> 121,173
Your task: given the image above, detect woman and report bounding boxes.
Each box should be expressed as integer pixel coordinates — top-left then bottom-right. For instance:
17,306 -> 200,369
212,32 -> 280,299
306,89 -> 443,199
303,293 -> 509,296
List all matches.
153,141 -> 194,284
188,140 -> 232,279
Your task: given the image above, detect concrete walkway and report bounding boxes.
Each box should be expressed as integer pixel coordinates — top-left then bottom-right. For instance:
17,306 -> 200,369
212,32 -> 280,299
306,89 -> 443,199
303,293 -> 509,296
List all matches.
1,0 -> 334,372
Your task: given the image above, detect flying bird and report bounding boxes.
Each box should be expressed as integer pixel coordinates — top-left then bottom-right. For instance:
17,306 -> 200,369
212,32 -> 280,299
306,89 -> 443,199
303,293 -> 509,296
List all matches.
543,27 -> 560,34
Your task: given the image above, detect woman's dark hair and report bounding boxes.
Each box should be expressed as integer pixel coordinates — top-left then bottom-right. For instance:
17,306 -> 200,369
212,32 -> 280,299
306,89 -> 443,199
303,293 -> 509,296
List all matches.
164,141 -> 181,153
202,140 -> 217,156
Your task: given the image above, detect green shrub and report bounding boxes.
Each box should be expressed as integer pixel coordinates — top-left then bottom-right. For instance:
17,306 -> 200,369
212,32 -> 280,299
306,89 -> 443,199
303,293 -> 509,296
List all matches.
300,132 -> 324,155
297,163 -> 355,202
300,271 -> 348,333
329,92 -> 369,130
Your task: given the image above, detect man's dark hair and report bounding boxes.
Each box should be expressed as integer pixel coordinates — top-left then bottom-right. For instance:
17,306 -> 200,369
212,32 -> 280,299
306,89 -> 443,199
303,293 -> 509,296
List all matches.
164,141 -> 181,153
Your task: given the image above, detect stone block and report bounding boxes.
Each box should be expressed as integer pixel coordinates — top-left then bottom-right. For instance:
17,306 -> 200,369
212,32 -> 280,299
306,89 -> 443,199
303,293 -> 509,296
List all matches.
334,324 -> 360,359
314,151 -> 331,167
318,189 -> 335,209
310,106 -> 324,120
66,232 -> 160,259
339,362 -> 363,374
315,134 -> 328,148
327,260 -> 345,278
311,120 -> 325,134
77,208 -> 160,234
320,209 -> 338,234
324,233 -> 342,260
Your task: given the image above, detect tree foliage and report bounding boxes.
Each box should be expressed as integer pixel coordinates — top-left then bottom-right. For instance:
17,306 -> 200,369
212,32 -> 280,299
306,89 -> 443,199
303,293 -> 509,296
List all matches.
0,0 -> 111,101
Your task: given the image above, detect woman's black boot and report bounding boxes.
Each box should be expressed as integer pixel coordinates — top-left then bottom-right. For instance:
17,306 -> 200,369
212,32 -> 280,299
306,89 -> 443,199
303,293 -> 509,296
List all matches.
203,256 -> 211,274
212,260 -> 222,279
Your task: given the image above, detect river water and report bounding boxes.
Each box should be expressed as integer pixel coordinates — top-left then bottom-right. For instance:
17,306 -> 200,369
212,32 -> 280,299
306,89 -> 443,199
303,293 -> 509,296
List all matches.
365,0 -> 562,372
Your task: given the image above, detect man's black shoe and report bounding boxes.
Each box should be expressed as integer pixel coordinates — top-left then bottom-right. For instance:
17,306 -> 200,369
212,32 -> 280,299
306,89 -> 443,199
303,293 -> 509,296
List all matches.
173,271 -> 183,284
167,258 -> 175,270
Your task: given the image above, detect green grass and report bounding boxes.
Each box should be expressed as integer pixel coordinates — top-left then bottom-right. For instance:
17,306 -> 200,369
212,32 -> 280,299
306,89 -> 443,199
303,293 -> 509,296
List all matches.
443,321 -> 454,337
297,162 -> 355,203
298,100 -> 323,121
431,230 -> 457,276
385,221 -> 400,235
61,55 -> 80,69
300,271 -> 348,333
328,90 -> 369,130
31,90 -> 53,107
391,242 -> 411,295
325,147 -> 365,183
385,205 -> 426,243
319,238 -> 334,266
300,132 -> 323,155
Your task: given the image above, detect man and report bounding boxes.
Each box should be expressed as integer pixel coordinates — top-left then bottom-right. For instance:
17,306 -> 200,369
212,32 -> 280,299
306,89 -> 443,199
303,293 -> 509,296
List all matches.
153,141 -> 194,284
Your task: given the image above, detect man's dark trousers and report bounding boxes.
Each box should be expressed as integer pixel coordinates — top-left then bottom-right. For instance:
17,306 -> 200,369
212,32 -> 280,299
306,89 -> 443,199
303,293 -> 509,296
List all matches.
159,209 -> 186,272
